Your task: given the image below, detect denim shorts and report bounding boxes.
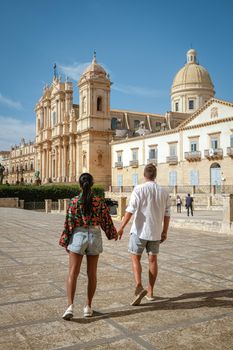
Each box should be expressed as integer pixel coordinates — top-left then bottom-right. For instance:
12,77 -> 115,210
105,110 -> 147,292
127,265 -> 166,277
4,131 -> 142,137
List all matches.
128,233 -> 160,256
68,226 -> 103,255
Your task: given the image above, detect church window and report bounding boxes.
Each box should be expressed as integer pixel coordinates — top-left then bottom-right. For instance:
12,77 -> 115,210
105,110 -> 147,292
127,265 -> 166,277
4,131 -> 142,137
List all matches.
211,137 -> 218,150
117,151 -> 122,163
97,96 -> 102,111
82,96 -> 86,113
155,122 -> 161,131
169,144 -> 177,156
132,148 -> 138,161
189,100 -> 194,110
111,118 -> 118,130
38,118 -> 41,130
149,148 -> 157,160
175,102 -> 179,112
134,120 -> 140,129
190,141 -> 197,152
230,135 -> 233,147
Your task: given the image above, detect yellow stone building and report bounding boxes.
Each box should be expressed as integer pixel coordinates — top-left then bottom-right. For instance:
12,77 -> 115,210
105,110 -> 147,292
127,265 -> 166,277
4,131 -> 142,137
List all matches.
33,54 -> 169,188
2,49 -> 233,191
3,139 -> 35,184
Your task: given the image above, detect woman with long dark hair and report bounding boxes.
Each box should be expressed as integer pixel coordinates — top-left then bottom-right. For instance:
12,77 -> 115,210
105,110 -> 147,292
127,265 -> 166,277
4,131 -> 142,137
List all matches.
59,173 -> 117,319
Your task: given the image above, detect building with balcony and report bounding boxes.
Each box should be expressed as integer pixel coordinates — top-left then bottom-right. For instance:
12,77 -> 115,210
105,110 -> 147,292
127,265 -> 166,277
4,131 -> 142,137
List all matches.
111,49 -> 233,190
3,139 -> 35,184
1,49 -> 233,191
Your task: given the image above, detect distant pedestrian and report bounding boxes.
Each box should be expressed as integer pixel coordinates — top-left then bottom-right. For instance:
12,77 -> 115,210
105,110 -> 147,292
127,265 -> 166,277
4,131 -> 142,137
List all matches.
185,193 -> 193,216
176,195 -> 182,213
117,164 -> 171,305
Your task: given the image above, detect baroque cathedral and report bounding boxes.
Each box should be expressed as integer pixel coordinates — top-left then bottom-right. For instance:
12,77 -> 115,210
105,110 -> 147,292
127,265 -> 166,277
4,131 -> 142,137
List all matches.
2,50 -> 233,190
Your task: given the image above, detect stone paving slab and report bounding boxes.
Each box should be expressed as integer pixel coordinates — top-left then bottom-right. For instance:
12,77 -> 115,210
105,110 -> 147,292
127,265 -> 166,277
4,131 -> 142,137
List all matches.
0,208 -> 233,350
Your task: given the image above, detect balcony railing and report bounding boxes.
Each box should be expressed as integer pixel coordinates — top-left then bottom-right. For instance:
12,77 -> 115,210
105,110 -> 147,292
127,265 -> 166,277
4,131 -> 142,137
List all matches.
129,160 -> 139,168
147,158 -> 157,165
115,161 -> 123,169
166,155 -> 178,165
184,151 -> 201,161
227,147 -> 233,158
204,148 -> 223,160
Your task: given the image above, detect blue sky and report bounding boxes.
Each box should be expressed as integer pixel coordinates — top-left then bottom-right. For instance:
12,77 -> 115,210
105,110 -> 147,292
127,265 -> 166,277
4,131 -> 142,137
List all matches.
0,0 -> 233,149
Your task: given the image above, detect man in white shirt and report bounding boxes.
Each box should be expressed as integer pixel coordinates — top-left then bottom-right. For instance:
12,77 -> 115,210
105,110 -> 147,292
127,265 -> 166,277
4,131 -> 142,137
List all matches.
118,163 -> 171,306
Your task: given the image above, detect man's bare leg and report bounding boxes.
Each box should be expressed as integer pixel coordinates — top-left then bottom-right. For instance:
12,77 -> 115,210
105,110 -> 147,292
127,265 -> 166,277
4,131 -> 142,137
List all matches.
147,254 -> 158,297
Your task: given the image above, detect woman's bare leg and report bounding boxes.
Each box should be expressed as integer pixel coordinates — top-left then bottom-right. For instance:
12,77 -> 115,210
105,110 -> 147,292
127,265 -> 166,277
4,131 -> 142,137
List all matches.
86,255 -> 99,307
67,252 -> 83,306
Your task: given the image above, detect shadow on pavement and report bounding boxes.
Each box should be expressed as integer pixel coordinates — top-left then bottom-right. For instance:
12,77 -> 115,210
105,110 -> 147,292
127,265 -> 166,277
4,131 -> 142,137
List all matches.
70,289 -> 233,324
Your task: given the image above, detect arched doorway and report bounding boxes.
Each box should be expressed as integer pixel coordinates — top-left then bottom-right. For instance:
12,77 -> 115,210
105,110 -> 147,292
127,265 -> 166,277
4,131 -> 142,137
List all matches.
210,163 -> 221,192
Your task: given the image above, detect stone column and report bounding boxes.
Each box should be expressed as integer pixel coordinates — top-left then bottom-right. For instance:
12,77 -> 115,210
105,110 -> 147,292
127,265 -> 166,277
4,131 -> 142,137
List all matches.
45,199 -> 52,213
221,194 -> 233,234
63,198 -> 70,213
117,196 -> 127,220
58,145 -> 62,182
19,200 -> 24,209
69,137 -> 75,182
55,147 -> 58,179
58,199 -> 63,212
63,144 -> 67,181
46,149 -> 50,181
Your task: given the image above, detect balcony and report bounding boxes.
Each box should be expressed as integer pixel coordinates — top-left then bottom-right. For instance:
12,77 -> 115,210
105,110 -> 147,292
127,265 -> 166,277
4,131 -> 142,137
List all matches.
115,161 -> 123,169
184,151 -> 201,162
147,158 -> 157,165
166,155 -> 178,165
227,147 -> 233,158
204,148 -> 223,160
129,160 -> 139,168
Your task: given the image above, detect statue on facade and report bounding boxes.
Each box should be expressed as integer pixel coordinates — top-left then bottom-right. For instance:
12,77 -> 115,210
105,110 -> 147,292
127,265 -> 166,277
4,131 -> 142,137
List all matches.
0,163 -> 5,184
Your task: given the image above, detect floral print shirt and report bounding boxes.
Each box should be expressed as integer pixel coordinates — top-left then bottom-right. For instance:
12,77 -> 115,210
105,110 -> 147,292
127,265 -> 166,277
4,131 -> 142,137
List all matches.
59,193 -> 117,248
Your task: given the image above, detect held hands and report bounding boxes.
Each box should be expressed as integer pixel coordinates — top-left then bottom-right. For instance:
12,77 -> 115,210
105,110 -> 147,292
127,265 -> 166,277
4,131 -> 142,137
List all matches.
160,231 -> 167,243
117,228 -> 124,240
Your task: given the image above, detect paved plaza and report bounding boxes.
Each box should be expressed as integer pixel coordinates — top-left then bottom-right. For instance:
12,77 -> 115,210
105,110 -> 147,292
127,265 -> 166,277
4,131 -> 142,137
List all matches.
0,208 -> 233,350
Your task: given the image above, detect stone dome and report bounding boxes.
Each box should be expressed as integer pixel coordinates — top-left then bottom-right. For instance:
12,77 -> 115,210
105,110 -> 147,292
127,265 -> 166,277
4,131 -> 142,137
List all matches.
170,49 -> 215,113
82,55 -> 107,78
172,49 -> 214,92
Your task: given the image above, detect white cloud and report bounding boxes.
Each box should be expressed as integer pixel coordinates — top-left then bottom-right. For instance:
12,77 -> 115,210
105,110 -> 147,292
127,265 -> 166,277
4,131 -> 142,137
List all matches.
0,93 -> 22,110
58,62 -> 90,81
58,61 -> 111,81
0,116 -> 35,150
112,83 -> 166,98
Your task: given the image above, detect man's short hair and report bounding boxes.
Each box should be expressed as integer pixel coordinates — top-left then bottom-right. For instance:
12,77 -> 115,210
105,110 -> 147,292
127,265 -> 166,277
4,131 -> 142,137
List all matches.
144,163 -> 157,180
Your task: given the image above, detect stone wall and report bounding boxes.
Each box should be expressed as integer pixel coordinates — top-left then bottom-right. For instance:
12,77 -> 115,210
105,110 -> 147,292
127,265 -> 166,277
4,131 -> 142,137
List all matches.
0,198 -> 19,208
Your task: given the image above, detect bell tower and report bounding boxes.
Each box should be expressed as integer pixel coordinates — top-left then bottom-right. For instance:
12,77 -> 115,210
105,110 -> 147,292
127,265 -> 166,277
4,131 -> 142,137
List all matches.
77,53 -> 113,188
78,52 -> 111,131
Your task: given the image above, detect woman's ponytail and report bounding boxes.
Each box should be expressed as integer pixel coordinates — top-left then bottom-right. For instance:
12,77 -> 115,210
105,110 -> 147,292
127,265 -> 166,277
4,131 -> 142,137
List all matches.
79,173 -> 94,215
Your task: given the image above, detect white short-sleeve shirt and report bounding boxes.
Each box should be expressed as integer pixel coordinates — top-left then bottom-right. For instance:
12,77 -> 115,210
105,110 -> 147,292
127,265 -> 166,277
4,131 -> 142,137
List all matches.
126,181 -> 171,241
